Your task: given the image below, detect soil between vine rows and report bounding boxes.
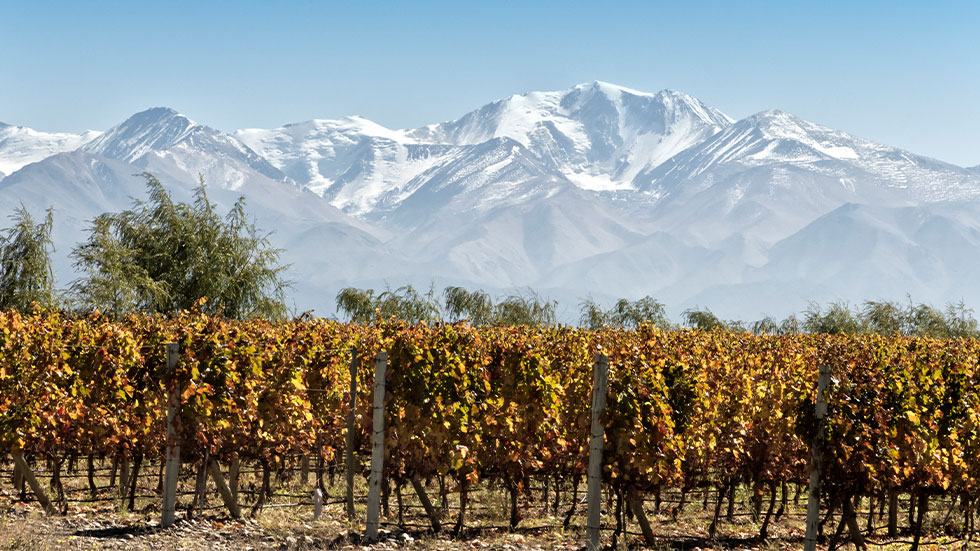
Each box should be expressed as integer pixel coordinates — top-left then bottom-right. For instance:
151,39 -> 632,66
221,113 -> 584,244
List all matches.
1,487 -> 972,551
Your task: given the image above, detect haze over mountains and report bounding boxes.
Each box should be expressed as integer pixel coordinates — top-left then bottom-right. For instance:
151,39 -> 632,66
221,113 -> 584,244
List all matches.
2,81 -> 979,321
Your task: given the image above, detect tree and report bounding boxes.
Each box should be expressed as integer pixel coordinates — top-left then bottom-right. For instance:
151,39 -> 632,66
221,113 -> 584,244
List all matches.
940,300 -> 979,338
444,286 -> 494,325
335,287 -> 379,324
750,316 -> 780,335
448,287 -> 557,326
0,206 -> 56,311
861,300 -> 906,335
802,301 -> 865,335
337,284 -> 558,326
682,307 -> 744,331
579,297 -> 609,330
492,291 -> 557,326
375,285 -> 441,324
336,284 -> 442,324
71,173 -> 290,319
579,296 -> 672,330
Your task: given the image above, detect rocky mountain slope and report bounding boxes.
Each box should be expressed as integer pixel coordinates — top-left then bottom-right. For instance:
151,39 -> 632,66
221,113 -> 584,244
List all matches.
2,83 -> 978,320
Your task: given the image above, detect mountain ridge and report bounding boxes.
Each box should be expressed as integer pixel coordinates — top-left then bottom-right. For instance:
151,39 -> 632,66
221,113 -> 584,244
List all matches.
0,123 -> 102,177
1,82 -> 979,320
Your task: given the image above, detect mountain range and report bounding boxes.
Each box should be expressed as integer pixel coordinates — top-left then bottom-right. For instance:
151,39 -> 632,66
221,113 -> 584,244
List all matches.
2,81 -> 979,321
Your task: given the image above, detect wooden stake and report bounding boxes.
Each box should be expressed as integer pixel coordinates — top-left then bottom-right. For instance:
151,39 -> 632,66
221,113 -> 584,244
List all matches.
364,351 -> 387,543
586,354 -> 609,551
804,364 -> 831,551
344,347 -> 358,519
313,488 -> 323,521
161,342 -> 181,528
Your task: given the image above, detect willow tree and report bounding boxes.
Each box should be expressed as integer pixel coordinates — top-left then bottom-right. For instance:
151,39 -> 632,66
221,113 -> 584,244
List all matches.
447,287 -> 557,326
444,286 -> 493,325
336,285 -> 442,324
580,296 -> 672,330
0,206 -> 56,311
71,173 -> 290,319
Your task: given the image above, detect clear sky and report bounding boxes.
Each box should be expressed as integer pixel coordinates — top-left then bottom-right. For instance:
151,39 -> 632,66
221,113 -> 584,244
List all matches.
2,1 -> 978,166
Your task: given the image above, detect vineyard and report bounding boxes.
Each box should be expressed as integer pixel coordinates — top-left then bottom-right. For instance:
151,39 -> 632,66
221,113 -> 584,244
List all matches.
2,308 -> 980,550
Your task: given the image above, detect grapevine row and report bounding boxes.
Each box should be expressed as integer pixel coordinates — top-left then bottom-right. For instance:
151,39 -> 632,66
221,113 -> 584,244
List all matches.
1,308 -> 978,525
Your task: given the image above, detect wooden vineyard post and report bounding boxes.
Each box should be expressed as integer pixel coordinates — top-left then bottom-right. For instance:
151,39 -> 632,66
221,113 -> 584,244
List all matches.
162,342 -> 181,528
804,364 -> 831,551
344,347 -> 358,519
10,450 -> 57,515
364,351 -> 388,543
313,488 -> 324,521
586,354 -> 609,551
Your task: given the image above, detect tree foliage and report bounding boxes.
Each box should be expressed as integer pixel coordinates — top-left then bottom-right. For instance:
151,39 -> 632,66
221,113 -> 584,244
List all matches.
681,306 -> 745,331
579,296 -> 672,330
802,298 -> 979,337
444,286 -> 494,325
336,285 -> 558,326
0,206 -> 56,311
336,285 -> 442,324
490,290 -> 557,326
70,173 -> 289,319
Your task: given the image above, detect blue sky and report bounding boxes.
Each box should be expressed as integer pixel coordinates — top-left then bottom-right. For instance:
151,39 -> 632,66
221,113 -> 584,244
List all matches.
2,1 -> 978,165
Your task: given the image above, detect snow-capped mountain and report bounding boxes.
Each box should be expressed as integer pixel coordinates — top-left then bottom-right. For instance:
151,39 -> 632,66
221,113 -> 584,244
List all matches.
406,82 -> 733,191
82,107 -> 286,190
2,83 -> 979,320
236,81 -> 733,216
630,109 -> 980,246
0,122 -> 101,178
0,109 -> 401,311
235,116 -> 452,215
638,109 -> 977,201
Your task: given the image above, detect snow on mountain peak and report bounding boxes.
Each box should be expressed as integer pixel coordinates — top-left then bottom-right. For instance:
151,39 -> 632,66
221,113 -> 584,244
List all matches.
655,108 -> 885,170
395,82 -> 735,193
80,107 -> 201,163
637,107 -> 980,212
77,106 -> 286,190
305,116 -> 409,142
5,82 -> 980,321
0,123 -> 102,176
232,82 -> 741,211
567,81 -> 655,104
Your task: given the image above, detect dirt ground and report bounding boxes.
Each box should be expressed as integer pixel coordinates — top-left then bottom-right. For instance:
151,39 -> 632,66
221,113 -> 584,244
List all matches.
1,473 -> 974,551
